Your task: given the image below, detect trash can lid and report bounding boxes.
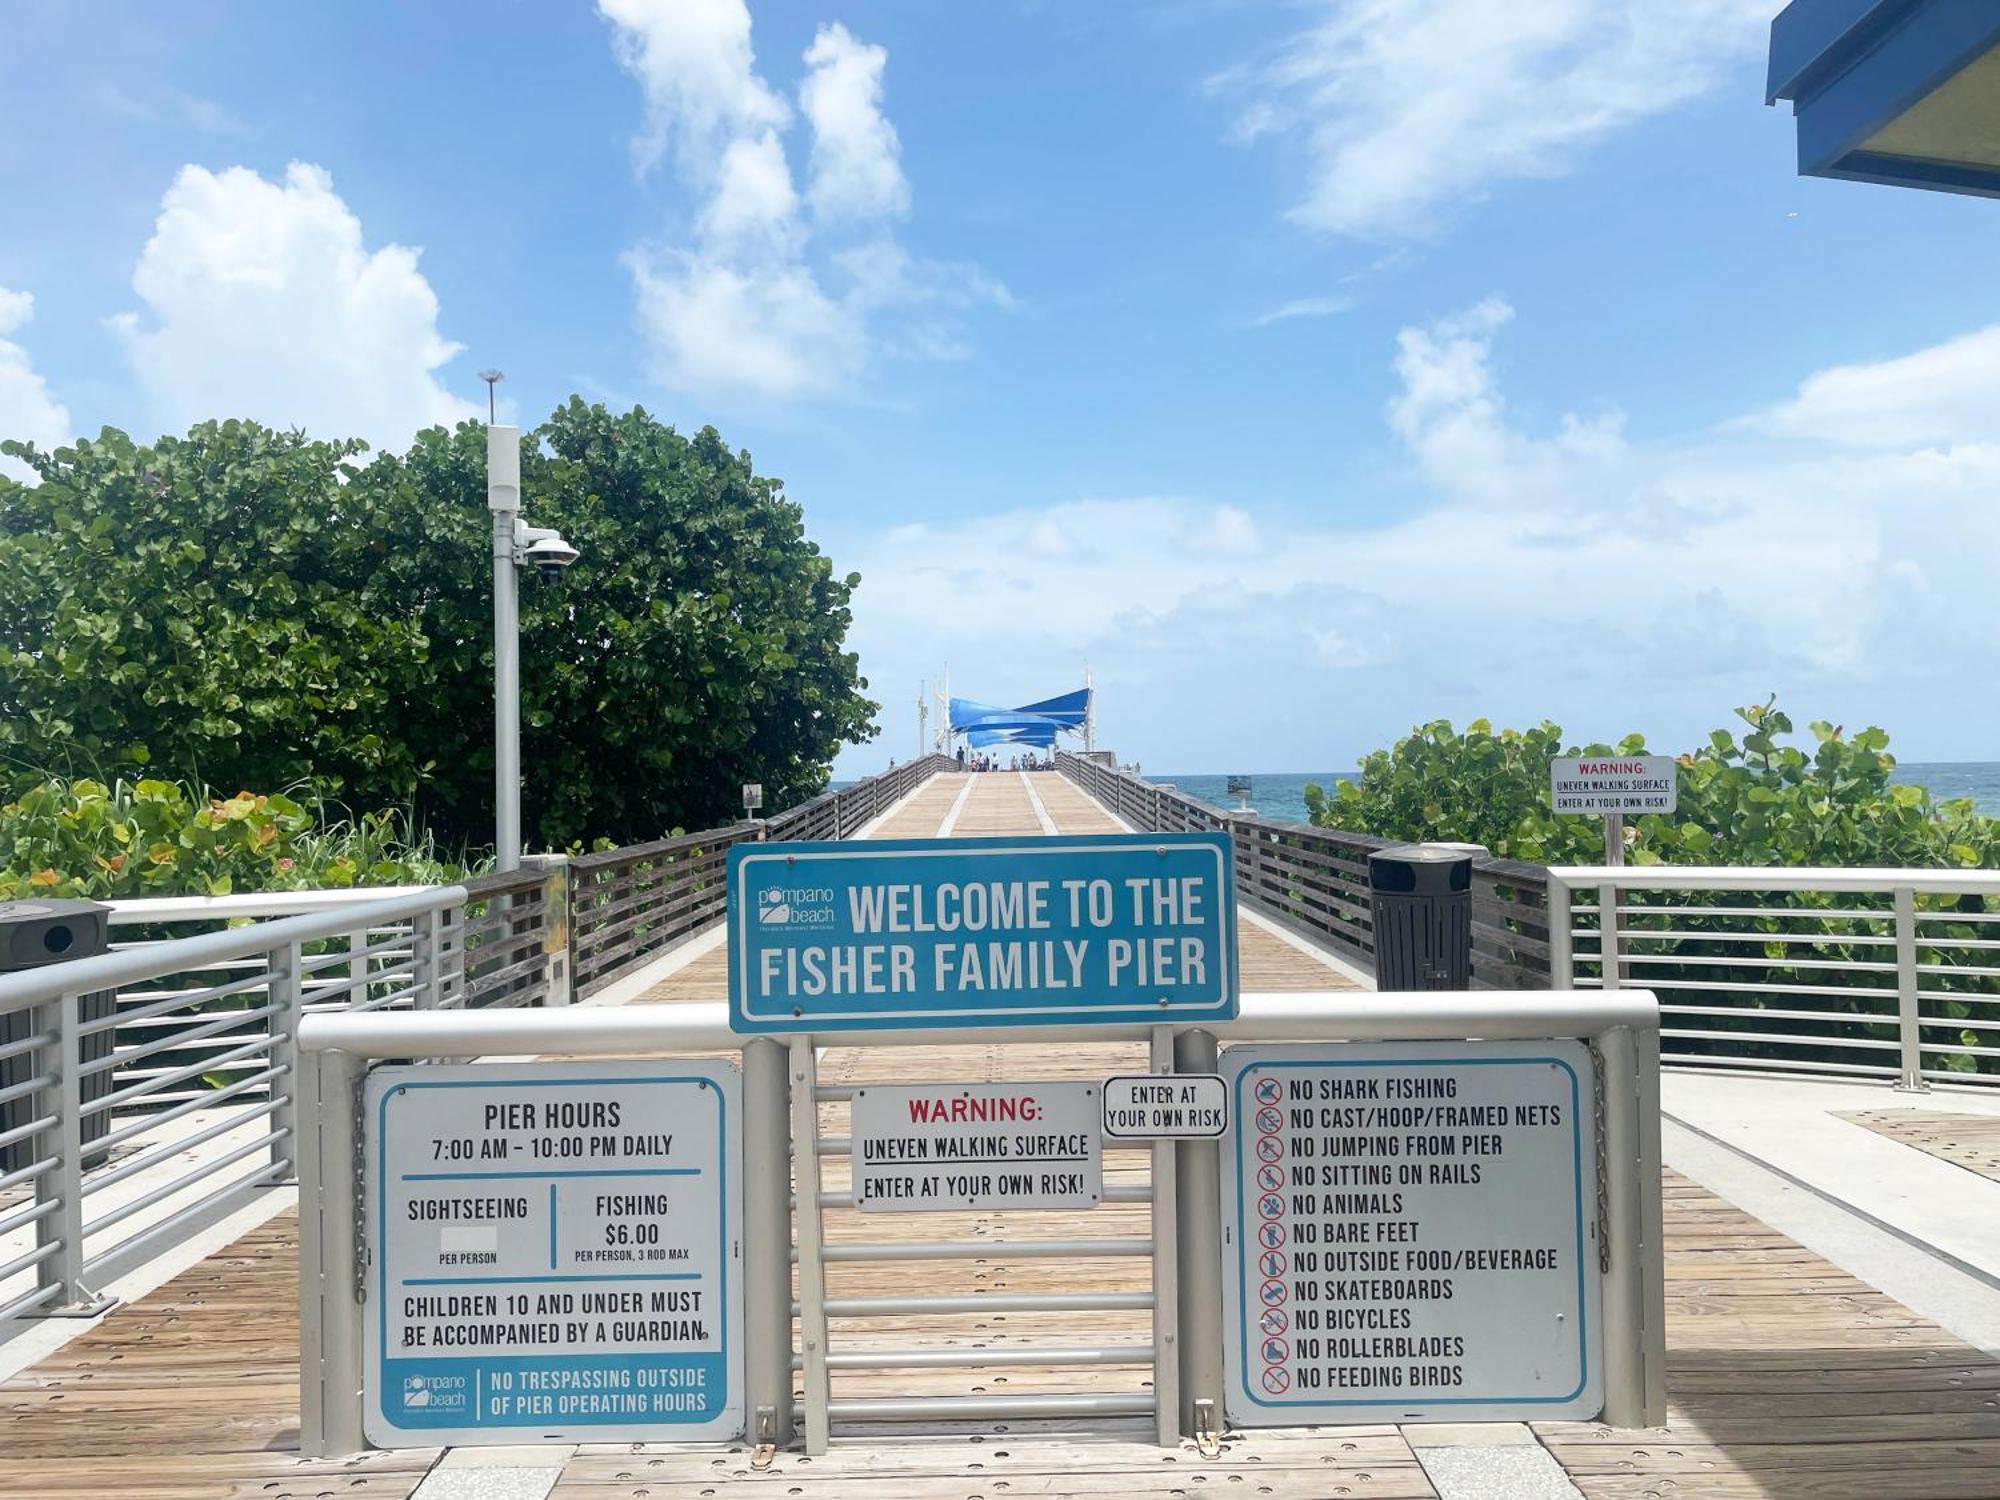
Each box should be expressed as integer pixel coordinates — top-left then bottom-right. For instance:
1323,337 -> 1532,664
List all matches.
0,898 -> 109,922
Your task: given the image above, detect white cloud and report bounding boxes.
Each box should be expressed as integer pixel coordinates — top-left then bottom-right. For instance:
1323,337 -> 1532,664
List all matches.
111,163 -> 477,449
601,3 -> 1006,401
839,300 -> 2000,773
598,0 -> 788,176
92,81 -> 250,137
800,24 -> 910,223
1744,323 -> 2000,449
1217,0 -> 1768,238
0,288 -> 72,483
1247,295 -> 1354,327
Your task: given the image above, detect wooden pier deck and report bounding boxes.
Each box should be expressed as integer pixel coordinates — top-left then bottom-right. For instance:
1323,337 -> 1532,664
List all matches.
3,772 -> 1998,1498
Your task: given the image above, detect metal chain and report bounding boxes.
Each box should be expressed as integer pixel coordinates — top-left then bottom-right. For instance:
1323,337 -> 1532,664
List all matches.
351,1067 -> 370,1303
1588,1040 -> 1610,1274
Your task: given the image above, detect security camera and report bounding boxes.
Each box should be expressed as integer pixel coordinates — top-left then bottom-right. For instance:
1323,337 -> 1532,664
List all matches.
520,531 -> 579,583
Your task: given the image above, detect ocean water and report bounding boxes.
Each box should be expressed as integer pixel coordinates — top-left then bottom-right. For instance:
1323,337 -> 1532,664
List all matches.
1148,762 -> 2000,827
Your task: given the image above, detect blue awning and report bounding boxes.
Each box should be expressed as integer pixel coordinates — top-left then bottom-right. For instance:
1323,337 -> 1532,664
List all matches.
1769,0 -> 2000,197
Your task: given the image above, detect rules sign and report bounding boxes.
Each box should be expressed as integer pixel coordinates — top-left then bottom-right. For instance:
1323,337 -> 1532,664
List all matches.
363,1060 -> 742,1447
850,1082 -> 1102,1211
1219,1041 -> 1603,1425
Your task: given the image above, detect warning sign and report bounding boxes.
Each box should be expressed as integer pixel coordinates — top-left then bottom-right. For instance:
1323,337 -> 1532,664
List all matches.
1549,756 -> 1678,816
850,1082 -> 1102,1211
1220,1041 -> 1602,1425
363,1060 -> 742,1446
1101,1073 -> 1227,1139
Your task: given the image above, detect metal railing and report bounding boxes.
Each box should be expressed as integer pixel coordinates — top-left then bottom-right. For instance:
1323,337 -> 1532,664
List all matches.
569,756 -> 955,999
294,990 -> 1666,1456
0,878 -> 566,1342
1548,865 -> 2000,1090
1055,753 -> 1555,990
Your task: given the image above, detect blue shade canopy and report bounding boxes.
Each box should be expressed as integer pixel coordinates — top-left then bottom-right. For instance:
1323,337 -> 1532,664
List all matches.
948,688 -> 1092,745
1769,0 -> 2000,196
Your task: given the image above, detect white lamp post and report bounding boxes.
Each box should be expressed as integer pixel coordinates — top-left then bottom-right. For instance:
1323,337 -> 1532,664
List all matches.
483,373 -> 579,872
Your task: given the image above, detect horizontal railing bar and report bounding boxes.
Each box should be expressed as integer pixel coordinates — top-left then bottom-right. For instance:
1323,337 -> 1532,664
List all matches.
1654,1003 -> 1913,1026
82,1128 -> 289,1238
1577,976 -> 1897,1000
807,1292 -> 1156,1316
0,1154 -> 57,1196
82,1001 -> 283,1080
0,1027 -> 54,1066
83,1160 -> 287,1288
0,1240 -> 60,1283
105,886 -> 434,924
1556,866 -> 2000,894
93,971 -> 278,1032
0,1279 -> 61,1328
0,1072 -> 54,1112
1616,953 -> 1897,974
0,1197 -> 57,1238
0,885 -> 469,1012
92,1065 -> 286,1151
88,1033 -> 275,1116
812,1238 -> 1153,1263
1661,1027 -> 1898,1052
812,1393 -> 1157,1421
300,990 -> 1663,1057
808,1345 -> 1155,1371
85,1098 -> 284,1196
1663,1052 -> 1898,1078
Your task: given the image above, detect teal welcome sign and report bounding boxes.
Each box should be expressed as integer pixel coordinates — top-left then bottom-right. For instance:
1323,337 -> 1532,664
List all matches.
727,833 -> 1238,1033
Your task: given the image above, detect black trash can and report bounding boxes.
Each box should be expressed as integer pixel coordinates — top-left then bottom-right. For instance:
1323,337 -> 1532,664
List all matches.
1367,845 -> 1473,990
0,900 -> 115,1174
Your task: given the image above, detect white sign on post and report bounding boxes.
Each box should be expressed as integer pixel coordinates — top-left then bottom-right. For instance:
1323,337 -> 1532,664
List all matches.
363,1060 -> 742,1447
850,1082 -> 1103,1211
1101,1073 -> 1228,1139
1549,756 -> 1678,816
1219,1040 -> 1603,1425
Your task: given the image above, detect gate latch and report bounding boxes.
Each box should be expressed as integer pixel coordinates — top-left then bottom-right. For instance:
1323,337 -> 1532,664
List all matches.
750,1406 -> 778,1470
1194,1398 -> 1222,1458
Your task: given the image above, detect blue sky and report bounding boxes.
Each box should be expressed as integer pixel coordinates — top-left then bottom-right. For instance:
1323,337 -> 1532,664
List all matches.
5,1 -> 2000,779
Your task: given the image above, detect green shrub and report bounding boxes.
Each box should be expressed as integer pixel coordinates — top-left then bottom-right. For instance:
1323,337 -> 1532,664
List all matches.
0,774 -> 466,900
1305,700 -> 2000,869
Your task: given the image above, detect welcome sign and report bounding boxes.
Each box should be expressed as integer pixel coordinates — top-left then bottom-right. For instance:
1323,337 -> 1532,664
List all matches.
726,833 -> 1238,1033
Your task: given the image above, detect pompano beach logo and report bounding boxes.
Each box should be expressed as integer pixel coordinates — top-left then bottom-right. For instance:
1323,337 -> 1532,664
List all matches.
758,882 -> 837,927
402,1374 -> 466,1411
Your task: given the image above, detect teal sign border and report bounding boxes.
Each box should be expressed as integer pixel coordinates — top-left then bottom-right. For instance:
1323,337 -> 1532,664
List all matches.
727,833 -> 1237,1033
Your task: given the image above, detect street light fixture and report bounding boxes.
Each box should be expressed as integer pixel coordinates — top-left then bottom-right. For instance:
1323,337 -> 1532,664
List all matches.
486,386 -> 580,873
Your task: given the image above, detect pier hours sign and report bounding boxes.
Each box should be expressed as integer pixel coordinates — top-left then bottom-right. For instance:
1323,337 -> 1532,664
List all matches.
362,1060 -> 742,1447
1218,1041 -> 1602,1425
727,833 -> 1237,1033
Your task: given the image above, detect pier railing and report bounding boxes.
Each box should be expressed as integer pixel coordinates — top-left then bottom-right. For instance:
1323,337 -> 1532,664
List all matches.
568,755 -> 953,998
0,755 -> 951,1339
1548,866 -> 2000,1089
1055,753 -> 1555,991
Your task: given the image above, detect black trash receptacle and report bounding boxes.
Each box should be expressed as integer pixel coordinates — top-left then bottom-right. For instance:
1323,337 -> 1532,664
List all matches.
0,900 -> 115,1174
1367,845 -> 1473,990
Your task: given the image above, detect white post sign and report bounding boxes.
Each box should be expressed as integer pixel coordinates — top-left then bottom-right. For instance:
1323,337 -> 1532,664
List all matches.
1219,1040 -> 1602,1425
363,1060 -> 742,1446
1549,757 -> 1678,816
1102,1073 -> 1228,1139
851,1082 -> 1102,1211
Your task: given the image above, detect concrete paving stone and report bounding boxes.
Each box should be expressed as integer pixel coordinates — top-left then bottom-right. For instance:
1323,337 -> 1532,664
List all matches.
1416,1443 -> 1586,1500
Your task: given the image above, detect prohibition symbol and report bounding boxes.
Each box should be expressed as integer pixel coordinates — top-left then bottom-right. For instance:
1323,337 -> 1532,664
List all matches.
1258,1249 -> 1285,1278
1261,1366 -> 1292,1395
1257,1306 -> 1288,1337
1255,1105 -> 1283,1134
1258,1277 -> 1288,1307
1254,1077 -> 1282,1106
1255,1135 -> 1284,1164
1260,1336 -> 1290,1365
1257,1192 -> 1285,1220
1257,1220 -> 1286,1250
1256,1163 -> 1284,1193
